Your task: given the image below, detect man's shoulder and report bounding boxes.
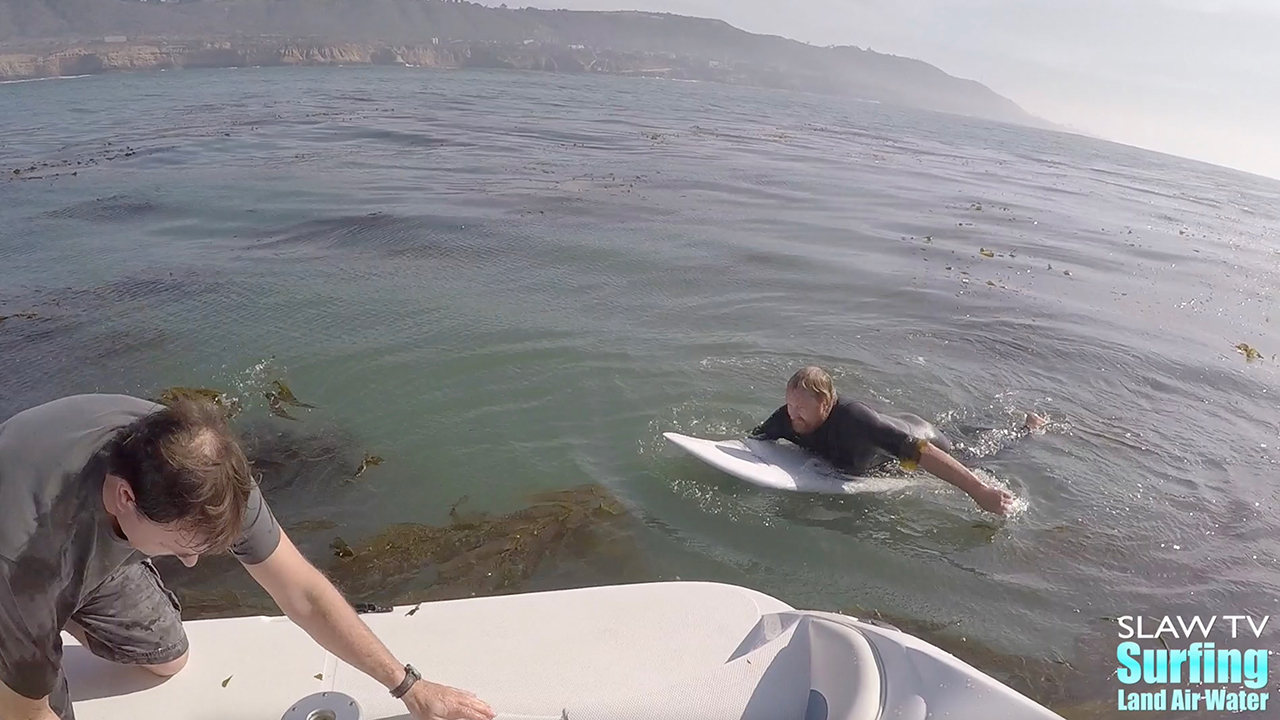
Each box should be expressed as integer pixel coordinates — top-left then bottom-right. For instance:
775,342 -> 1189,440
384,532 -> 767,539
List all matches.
830,396 -> 875,418
0,394 -> 163,556
0,393 -> 163,468
29,393 -> 159,415
2,393 -> 162,430
828,397 -> 896,436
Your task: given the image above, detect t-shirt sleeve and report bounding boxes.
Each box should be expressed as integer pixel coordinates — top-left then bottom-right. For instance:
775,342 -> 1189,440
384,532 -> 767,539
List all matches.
846,402 -> 927,469
0,559 -> 61,701
229,481 -> 282,566
750,406 -> 792,440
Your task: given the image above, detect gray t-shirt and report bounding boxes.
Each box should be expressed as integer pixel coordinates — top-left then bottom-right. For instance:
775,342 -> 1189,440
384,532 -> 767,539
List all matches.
0,394 -> 281,700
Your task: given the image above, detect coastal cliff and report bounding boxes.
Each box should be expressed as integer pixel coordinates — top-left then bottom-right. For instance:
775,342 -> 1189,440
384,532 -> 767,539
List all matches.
0,40 -> 663,80
0,0 -> 1040,126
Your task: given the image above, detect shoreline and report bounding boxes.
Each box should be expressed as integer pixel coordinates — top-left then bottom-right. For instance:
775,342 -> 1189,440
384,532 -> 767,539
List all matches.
0,37 -> 803,85
0,36 -> 1042,128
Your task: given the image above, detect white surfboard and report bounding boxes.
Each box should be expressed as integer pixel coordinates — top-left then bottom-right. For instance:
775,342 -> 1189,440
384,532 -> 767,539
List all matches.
663,432 -> 919,495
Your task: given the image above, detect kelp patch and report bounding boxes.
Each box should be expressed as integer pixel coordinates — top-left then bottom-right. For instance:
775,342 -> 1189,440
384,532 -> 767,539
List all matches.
354,453 -> 384,479
149,376 -> 650,622
323,484 -> 637,603
1236,342 -> 1263,363
0,312 -> 39,326
155,386 -> 243,418
265,379 -> 316,420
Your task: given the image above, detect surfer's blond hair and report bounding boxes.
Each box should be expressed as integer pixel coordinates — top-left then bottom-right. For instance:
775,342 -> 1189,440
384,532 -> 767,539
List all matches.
787,366 -> 835,406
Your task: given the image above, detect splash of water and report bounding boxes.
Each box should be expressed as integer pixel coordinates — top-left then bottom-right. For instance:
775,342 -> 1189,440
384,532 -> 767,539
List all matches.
211,355 -> 288,413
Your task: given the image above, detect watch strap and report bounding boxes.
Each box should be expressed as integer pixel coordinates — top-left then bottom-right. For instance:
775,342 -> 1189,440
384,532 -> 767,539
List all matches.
390,664 -> 421,699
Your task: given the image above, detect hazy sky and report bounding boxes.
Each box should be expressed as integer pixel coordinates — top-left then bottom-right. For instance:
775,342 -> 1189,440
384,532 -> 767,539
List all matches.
491,0 -> 1280,181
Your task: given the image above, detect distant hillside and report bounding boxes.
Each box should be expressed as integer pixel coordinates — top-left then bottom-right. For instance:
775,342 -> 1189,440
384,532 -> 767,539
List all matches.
0,0 -> 1040,126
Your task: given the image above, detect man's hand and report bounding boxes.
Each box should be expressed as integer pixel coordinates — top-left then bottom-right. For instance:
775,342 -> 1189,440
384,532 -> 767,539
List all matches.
402,678 -> 495,720
243,533 -> 496,720
970,484 -> 1015,516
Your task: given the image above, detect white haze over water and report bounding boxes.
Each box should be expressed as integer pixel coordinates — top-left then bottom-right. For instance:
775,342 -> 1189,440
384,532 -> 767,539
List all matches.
503,0 -> 1280,181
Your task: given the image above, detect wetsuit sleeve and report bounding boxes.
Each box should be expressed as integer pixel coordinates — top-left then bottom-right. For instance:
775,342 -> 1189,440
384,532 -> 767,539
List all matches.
846,402 -> 929,470
750,406 -> 792,440
0,558 -> 60,701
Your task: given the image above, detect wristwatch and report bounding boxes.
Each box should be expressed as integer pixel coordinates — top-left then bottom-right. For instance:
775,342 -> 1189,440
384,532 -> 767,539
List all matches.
391,664 -> 421,699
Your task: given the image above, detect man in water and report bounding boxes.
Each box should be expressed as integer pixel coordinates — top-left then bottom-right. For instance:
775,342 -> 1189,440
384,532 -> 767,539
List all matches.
751,366 -> 1031,516
0,394 -> 495,720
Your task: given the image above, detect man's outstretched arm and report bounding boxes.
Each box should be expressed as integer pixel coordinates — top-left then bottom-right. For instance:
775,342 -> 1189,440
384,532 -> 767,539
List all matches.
916,443 -> 1015,515
242,531 -> 495,720
851,402 -> 1014,516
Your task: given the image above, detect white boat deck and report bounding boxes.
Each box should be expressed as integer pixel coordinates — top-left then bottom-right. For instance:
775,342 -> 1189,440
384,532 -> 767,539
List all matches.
66,581 -> 806,719
64,580 -> 1062,720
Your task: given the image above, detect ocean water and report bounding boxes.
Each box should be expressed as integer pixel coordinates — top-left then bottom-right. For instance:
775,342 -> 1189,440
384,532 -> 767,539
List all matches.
3,66 -> 1279,717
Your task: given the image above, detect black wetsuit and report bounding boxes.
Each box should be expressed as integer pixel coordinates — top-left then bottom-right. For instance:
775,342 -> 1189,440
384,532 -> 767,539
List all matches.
750,396 -> 931,476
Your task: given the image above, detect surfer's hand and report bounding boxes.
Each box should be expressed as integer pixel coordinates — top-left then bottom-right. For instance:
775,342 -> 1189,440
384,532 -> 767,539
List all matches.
973,485 -> 1015,516
403,679 -> 495,720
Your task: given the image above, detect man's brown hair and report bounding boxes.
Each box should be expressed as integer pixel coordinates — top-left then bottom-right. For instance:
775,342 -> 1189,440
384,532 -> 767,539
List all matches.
787,366 -> 836,406
106,397 -> 253,554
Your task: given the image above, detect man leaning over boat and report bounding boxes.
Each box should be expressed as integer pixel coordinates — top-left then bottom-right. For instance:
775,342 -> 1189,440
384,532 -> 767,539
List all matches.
0,393 -> 495,720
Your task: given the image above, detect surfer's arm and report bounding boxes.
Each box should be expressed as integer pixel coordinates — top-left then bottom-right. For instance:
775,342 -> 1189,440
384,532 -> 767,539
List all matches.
850,404 -> 1012,515
916,444 -> 1015,516
750,405 -> 790,440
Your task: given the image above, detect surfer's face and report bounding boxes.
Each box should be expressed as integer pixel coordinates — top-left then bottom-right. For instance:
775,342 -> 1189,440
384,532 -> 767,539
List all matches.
785,389 -> 830,434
